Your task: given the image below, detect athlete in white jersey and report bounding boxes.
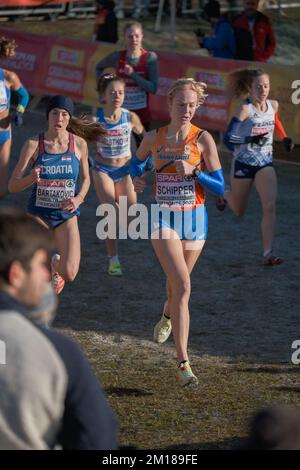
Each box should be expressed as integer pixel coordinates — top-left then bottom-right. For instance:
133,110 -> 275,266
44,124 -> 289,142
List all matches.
220,68 -> 291,266
91,74 -> 144,276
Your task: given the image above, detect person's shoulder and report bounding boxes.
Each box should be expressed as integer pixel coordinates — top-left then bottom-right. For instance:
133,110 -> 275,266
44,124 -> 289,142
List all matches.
270,99 -> 278,112
23,135 -> 39,152
0,312 -> 68,377
197,129 -> 214,146
146,51 -> 158,62
73,133 -> 88,149
3,69 -> 19,85
256,10 -> 271,23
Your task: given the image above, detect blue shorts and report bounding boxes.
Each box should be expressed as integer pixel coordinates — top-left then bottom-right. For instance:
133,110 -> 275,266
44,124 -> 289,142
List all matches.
150,204 -> 208,241
0,129 -> 11,145
91,158 -> 130,183
233,160 -> 273,179
28,210 -> 79,229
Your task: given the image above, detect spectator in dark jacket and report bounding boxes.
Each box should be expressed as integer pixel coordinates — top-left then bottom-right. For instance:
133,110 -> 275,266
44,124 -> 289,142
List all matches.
198,1 -> 236,59
232,0 -> 276,61
93,0 -> 118,44
0,209 -> 118,450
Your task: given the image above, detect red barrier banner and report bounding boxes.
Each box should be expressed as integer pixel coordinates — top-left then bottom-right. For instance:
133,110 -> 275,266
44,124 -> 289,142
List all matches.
0,1 -> 79,5
0,27 -> 299,143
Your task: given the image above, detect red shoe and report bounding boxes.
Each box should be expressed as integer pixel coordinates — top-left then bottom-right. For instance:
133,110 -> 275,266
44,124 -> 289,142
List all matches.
51,254 -> 65,294
263,254 -> 283,266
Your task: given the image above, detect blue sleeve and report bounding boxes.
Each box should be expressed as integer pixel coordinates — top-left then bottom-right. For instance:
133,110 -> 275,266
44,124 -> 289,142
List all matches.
14,85 -> 29,110
39,327 -> 118,450
197,168 -> 225,196
223,117 -> 249,151
129,154 -> 149,178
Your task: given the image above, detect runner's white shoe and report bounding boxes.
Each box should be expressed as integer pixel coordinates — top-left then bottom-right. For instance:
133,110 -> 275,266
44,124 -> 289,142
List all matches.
153,303 -> 172,343
177,361 -> 199,387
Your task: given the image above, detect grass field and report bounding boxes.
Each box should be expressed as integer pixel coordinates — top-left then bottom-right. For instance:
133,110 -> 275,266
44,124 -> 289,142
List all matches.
2,10 -> 300,450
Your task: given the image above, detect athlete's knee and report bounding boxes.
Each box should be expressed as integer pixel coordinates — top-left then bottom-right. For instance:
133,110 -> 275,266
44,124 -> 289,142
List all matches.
170,275 -> 191,298
232,205 -> 247,217
262,201 -> 276,216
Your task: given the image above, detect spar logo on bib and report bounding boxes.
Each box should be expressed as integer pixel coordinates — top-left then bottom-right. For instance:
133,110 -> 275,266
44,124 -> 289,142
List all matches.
157,174 -> 183,183
66,180 -> 75,188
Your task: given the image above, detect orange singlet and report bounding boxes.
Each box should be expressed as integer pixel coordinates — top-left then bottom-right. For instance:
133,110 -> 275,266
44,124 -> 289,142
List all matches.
152,125 -> 206,210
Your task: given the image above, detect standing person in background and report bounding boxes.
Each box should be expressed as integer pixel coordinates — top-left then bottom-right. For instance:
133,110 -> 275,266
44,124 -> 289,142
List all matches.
96,21 -> 158,130
232,0 -> 276,61
196,0 -> 236,59
130,78 -> 224,387
218,69 -> 294,266
0,36 -> 29,199
91,74 -> 144,276
0,209 -> 118,450
8,95 -> 106,295
93,0 -> 118,44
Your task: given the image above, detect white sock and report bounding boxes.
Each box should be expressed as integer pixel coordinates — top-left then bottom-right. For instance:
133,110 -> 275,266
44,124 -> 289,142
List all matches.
263,249 -> 272,257
109,255 -> 120,265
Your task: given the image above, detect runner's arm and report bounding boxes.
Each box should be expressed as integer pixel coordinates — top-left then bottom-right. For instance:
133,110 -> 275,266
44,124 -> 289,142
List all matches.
129,52 -> 158,94
130,130 -> 155,178
75,137 -> 90,204
271,101 -> 295,152
5,70 -> 29,109
196,131 -> 225,196
95,52 -> 119,81
223,103 -> 267,150
130,111 -> 145,144
8,138 -> 40,192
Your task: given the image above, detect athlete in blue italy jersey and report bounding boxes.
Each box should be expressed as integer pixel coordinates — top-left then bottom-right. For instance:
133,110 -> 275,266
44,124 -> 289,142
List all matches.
91,74 -> 144,276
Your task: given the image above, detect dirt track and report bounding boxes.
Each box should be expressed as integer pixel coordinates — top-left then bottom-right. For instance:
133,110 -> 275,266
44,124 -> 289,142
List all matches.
3,109 -> 300,449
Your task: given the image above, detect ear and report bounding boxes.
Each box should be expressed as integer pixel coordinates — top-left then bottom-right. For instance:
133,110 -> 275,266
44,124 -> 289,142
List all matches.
7,260 -> 26,290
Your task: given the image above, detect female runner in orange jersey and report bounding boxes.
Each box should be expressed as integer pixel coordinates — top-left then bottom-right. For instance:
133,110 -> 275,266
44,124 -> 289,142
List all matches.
130,78 -> 224,387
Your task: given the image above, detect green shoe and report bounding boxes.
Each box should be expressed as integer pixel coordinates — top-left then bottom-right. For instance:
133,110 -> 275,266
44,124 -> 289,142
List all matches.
108,262 -> 123,276
177,361 -> 199,387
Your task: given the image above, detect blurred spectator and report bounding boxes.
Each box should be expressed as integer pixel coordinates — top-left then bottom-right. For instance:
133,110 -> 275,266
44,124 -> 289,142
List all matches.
132,0 -> 151,18
96,21 -> 158,129
115,0 -> 124,19
244,405 -> 300,450
93,0 -> 118,44
196,0 -> 236,59
0,209 -> 118,450
232,0 -> 276,61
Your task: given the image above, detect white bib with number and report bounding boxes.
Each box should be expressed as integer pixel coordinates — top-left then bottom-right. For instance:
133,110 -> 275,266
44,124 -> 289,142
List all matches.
0,81 -> 8,113
155,173 -> 196,208
124,86 -> 147,110
36,179 -> 75,209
